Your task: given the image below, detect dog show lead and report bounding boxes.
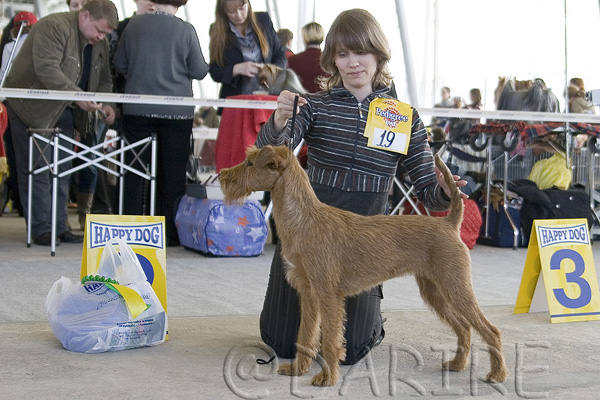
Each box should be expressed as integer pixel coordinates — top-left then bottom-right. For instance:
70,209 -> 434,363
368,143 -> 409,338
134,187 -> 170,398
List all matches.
229,8 -> 502,387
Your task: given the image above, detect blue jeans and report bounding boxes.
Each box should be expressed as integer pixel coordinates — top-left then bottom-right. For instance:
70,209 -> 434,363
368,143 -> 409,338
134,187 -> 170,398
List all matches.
73,130 -> 98,194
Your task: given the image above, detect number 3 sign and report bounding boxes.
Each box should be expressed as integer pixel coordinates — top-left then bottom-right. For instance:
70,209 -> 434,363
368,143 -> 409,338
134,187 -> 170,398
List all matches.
514,219 -> 600,323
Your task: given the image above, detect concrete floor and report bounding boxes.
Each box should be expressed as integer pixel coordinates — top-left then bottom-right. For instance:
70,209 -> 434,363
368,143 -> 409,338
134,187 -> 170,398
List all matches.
1,210 -> 600,399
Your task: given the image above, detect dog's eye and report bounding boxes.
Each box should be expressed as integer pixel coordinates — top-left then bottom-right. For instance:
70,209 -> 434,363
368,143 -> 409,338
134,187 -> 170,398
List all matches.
246,160 -> 253,167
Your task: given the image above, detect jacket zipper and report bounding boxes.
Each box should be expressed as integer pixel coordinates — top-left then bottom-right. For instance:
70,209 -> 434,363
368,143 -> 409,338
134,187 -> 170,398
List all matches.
344,100 -> 365,188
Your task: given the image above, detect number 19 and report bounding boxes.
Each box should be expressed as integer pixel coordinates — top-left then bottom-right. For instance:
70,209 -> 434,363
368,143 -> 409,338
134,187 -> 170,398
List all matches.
377,130 -> 396,148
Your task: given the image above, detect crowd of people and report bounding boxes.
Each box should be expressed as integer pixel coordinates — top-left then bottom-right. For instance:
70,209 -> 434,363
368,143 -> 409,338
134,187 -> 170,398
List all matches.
1,0 -> 597,373
0,0 -> 335,247
0,0 -> 597,249
431,86 -> 483,135
435,78 -> 595,117
0,0 -> 471,369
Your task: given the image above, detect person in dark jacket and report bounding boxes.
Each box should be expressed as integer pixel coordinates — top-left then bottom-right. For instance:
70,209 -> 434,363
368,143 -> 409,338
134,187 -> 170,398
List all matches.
208,0 -> 286,107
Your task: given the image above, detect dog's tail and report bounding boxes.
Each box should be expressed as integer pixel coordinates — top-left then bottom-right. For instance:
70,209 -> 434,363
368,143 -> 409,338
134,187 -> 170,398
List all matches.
434,153 -> 463,228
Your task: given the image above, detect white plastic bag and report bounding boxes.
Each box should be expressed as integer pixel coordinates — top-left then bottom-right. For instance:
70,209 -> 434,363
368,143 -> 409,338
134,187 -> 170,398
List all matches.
46,238 -> 167,353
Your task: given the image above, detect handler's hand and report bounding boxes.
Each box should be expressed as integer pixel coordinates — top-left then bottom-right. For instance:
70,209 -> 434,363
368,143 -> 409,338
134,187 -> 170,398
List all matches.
273,90 -> 307,131
435,167 -> 469,201
100,104 -> 115,125
233,61 -> 263,78
75,100 -> 102,113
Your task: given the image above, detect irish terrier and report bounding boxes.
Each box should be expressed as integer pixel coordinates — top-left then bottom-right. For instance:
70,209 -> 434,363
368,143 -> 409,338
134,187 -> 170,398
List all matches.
219,145 -> 508,387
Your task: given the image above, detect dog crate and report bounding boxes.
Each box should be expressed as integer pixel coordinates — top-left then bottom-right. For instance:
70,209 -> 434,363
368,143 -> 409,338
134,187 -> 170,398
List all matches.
452,143 -> 600,189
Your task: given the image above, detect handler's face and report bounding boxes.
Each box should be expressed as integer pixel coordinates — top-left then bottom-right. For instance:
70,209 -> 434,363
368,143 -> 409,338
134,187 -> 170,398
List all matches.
334,48 -> 378,94
225,0 -> 249,27
78,11 -> 112,44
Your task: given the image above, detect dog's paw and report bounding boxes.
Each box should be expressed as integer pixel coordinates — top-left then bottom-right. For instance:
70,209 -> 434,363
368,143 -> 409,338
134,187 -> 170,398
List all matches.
486,367 -> 509,383
278,362 -> 305,376
311,371 -> 339,387
443,359 -> 468,372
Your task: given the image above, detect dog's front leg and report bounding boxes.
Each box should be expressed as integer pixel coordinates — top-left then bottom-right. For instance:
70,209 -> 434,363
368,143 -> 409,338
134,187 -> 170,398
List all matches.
311,293 -> 346,386
278,291 -> 320,377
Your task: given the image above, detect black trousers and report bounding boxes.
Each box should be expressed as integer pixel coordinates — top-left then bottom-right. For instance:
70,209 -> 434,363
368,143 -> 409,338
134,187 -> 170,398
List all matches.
121,115 -> 191,242
260,183 -> 389,365
2,120 -> 23,215
9,106 -> 75,238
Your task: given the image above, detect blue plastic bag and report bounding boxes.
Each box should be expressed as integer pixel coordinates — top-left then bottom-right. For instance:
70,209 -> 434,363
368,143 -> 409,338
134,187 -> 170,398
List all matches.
175,196 -> 268,256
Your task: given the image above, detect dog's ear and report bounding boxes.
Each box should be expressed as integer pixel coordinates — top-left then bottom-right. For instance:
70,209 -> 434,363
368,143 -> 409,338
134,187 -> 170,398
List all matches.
264,63 -> 278,75
243,145 -> 260,164
257,66 -> 268,87
253,145 -> 290,171
258,64 -> 277,87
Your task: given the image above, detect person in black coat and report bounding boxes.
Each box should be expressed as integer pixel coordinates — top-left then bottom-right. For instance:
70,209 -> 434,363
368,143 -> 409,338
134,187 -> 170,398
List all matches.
209,0 -> 286,106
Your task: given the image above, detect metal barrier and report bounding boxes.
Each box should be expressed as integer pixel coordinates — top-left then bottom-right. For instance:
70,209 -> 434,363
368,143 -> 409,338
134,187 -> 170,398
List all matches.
27,128 -> 156,255
6,88 -> 599,249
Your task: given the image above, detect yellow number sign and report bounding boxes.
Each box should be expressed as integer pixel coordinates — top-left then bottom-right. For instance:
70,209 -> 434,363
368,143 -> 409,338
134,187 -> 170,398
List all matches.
363,98 -> 412,155
514,219 -> 600,323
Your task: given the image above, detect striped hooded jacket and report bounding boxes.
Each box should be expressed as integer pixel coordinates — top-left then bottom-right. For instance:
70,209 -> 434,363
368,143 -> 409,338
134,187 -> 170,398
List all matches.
256,85 -> 450,211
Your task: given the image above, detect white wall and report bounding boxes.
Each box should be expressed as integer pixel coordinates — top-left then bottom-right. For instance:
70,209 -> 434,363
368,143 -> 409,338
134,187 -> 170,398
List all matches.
181,0 -> 600,114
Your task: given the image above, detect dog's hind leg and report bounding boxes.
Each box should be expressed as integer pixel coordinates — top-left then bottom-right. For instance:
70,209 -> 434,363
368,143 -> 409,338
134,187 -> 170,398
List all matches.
278,290 -> 321,377
433,272 -> 509,383
415,276 -> 472,372
311,291 -> 346,387
461,304 -> 508,383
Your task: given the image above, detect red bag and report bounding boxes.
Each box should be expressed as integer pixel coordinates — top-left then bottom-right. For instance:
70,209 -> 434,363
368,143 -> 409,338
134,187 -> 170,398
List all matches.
402,198 -> 482,249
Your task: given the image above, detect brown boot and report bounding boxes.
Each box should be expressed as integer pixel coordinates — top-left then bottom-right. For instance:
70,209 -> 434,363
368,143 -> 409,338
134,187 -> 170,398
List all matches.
77,192 -> 94,231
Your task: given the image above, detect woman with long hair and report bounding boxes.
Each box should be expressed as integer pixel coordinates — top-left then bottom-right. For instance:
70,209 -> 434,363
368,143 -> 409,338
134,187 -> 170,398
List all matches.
256,8 -> 466,367
468,88 -> 482,110
209,0 -> 286,104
